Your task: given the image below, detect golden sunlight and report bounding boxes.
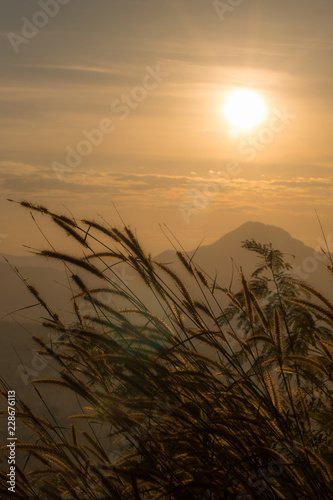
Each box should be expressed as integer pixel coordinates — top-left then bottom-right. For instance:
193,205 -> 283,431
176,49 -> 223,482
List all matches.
223,89 -> 267,132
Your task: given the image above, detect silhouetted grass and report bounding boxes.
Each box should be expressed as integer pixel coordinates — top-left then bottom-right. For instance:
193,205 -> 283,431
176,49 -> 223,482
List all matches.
1,201 -> 332,499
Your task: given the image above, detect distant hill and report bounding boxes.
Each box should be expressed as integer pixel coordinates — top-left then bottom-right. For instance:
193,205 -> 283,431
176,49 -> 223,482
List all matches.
156,221 -> 332,297
1,221 -> 331,323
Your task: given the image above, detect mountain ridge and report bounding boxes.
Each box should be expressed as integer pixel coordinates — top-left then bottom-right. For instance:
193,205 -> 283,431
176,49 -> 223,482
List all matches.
156,221 -> 312,264
1,221 -> 331,323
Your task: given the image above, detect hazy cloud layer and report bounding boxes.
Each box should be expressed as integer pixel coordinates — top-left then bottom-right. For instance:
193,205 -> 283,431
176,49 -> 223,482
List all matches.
1,162 -> 332,212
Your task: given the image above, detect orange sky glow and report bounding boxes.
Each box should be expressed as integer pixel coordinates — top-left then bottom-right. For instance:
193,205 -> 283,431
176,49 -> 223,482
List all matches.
1,0 -> 333,255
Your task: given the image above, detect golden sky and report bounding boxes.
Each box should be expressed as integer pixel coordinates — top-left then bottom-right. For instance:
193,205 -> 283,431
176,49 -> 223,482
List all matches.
1,0 -> 333,255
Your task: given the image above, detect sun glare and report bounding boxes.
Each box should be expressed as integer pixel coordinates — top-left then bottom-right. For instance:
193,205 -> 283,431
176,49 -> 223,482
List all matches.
223,89 -> 267,132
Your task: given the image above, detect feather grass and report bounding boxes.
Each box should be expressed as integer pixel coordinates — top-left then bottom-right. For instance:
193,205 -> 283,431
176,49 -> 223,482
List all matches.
0,203 -> 332,499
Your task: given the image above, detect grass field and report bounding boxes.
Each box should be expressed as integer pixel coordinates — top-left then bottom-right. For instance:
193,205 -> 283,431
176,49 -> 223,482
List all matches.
1,201 -> 333,499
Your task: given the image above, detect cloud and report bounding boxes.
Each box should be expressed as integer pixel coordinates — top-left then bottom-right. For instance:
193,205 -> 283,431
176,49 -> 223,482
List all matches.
1,162 -> 332,216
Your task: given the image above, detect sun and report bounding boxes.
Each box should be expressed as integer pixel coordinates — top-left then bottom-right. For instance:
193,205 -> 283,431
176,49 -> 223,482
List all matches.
223,89 -> 267,132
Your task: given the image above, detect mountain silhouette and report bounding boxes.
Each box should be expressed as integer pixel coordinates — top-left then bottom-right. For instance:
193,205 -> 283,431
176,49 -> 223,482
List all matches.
1,221 -> 331,324
156,221 -> 331,295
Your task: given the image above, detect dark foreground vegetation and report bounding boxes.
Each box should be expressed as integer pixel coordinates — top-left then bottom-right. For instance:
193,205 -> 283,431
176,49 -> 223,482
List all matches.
1,201 -> 333,499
